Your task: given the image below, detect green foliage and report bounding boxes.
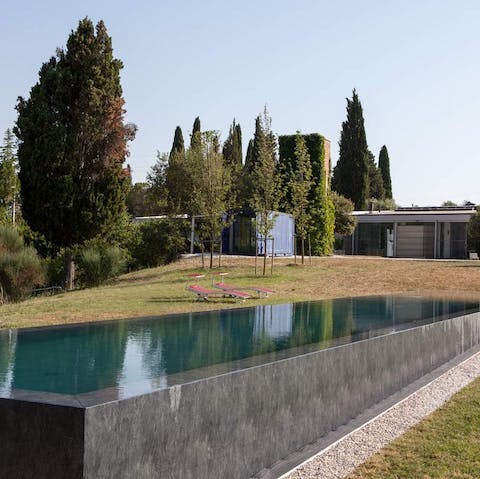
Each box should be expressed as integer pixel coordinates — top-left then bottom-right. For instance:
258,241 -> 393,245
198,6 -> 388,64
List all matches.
378,145 -> 392,199
252,107 -> 279,274
222,119 -> 242,168
331,192 -> 356,236
170,126 -> 185,158
332,89 -> 369,210
15,18 -> 134,253
130,219 -> 187,268
148,152 -> 169,213
367,150 -> 385,200
278,132 -> 334,256
371,197 -> 397,211
194,131 -> 231,268
0,129 -> 19,225
190,116 -> 201,151
126,182 -> 156,217
289,133 -> 312,262
0,226 -> 44,302
467,207 -> 480,254
76,245 -> 127,287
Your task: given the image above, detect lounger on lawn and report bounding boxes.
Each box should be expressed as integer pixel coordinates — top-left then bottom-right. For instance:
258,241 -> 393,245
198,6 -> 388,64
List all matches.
187,284 -> 251,301
214,282 -> 275,298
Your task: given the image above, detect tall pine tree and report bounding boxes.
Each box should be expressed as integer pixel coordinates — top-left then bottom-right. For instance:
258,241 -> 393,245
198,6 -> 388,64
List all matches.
15,18 -> 135,288
367,150 -> 385,201
332,89 -> 369,210
378,145 -> 393,199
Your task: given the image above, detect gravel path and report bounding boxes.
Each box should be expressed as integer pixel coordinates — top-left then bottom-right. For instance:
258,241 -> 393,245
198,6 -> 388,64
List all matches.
282,350 -> 480,479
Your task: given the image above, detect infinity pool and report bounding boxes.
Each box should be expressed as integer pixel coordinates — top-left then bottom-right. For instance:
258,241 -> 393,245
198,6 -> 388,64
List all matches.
0,296 -> 478,400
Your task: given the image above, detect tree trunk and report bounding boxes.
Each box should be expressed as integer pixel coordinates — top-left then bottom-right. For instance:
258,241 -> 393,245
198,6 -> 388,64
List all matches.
210,238 -> 214,269
263,237 -> 267,276
301,237 -> 305,265
64,250 -> 75,291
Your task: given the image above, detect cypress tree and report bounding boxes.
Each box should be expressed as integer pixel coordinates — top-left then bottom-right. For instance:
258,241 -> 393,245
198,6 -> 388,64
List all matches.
332,89 -> 369,210
15,18 -> 134,288
223,119 -> 243,168
378,145 -> 393,199
190,116 -> 201,152
244,116 -> 263,173
170,126 -> 185,158
367,150 -> 385,200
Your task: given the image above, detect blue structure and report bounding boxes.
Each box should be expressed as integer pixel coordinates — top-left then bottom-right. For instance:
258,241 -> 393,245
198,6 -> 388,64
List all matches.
222,211 -> 295,256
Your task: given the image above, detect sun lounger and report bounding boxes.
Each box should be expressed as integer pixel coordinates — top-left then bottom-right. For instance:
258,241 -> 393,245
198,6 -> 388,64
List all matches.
186,284 -> 251,301
214,282 -> 275,298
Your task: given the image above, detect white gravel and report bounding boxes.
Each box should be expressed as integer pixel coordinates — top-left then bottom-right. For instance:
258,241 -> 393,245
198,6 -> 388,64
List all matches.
282,350 -> 480,479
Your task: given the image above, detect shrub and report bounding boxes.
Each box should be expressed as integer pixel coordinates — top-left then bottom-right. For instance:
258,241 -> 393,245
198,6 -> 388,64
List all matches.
0,240 -> 44,302
130,219 -> 187,269
77,245 -> 127,287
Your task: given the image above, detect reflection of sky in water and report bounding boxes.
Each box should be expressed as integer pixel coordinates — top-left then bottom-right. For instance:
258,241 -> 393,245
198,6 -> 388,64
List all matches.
118,335 -> 167,399
253,304 -> 294,339
0,296 -> 478,398
0,331 -> 16,396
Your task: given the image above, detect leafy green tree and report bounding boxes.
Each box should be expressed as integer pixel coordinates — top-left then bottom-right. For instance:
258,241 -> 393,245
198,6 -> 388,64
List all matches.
252,107 -> 279,275
367,150 -> 385,201
147,152 -> 169,213
289,133 -> 312,264
170,126 -> 185,158
15,18 -> 135,289
378,145 -> 392,199
332,89 -> 369,210
331,192 -> 356,236
0,129 -> 19,224
126,182 -> 156,217
195,131 -> 231,268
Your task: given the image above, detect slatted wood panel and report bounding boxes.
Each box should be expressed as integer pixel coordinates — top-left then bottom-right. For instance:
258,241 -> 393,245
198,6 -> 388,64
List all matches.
396,225 -> 434,258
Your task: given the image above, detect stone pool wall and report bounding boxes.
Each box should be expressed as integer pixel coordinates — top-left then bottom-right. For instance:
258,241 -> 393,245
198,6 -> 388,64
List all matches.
1,311 -> 480,478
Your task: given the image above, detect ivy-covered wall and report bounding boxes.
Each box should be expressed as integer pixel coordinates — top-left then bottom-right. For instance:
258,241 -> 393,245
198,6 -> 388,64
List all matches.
278,133 -> 334,255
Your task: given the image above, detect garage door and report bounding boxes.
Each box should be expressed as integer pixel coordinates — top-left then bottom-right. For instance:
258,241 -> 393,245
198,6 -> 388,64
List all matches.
396,225 -> 434,258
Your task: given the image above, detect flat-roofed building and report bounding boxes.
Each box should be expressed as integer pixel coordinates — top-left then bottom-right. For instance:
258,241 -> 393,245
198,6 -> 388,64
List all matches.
344,206 -> 476,259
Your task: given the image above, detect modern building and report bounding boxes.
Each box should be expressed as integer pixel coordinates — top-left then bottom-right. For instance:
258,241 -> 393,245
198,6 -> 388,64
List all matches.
222,211 -> 295,256
344,206 -> 477,259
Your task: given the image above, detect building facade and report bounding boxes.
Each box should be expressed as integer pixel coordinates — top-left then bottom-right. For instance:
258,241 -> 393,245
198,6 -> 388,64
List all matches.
345,206 -> 476,259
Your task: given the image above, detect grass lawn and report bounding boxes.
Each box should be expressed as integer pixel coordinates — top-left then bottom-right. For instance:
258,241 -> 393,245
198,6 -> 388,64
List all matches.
347,375 -> 480,479
1,255 -> 479,330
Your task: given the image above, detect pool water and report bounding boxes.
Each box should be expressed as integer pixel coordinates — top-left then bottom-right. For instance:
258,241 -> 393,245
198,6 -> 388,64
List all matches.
0,296 -> 478,398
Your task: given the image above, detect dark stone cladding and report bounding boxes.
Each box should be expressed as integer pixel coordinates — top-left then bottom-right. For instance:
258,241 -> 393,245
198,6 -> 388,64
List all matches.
1,312 -> 479,479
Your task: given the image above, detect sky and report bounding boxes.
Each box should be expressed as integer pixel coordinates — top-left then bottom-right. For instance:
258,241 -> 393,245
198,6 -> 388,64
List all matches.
1,0 -> 479,207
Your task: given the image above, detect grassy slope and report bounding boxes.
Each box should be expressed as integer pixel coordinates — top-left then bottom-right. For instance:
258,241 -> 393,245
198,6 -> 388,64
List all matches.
1,255 -> 479,330
1,255 -> 480,475
348,376 -> 480,479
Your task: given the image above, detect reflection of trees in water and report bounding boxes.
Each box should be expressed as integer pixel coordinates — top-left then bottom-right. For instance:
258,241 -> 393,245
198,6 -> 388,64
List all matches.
11,322 -> 129,394
0,330 -> 17,395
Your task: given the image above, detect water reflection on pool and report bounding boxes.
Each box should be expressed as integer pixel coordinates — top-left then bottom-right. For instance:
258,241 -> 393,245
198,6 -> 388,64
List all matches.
0,296 -> 478,398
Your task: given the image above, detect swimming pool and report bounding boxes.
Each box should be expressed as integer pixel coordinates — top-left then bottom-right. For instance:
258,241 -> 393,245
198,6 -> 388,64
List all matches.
0,295 -> 478,401
1,295 -> 479,479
